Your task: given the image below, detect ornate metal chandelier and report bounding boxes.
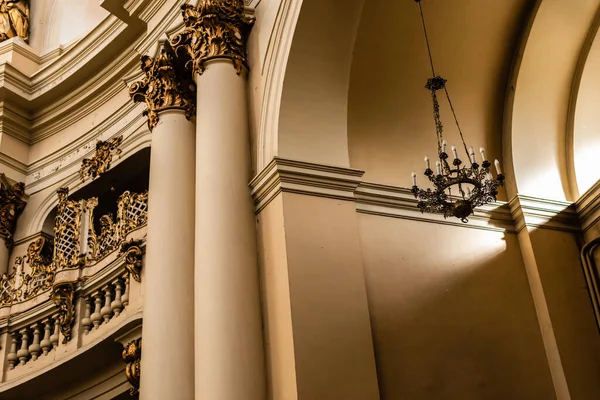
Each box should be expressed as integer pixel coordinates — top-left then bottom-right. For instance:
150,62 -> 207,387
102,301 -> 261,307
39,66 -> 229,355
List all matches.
410,0 -> 504,223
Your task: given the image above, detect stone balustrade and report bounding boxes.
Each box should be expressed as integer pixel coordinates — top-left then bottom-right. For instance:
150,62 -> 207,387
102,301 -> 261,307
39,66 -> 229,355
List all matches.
6,313 -> 61,370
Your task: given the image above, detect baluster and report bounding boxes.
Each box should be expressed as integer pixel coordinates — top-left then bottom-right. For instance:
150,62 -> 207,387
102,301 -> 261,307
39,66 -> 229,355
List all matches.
16,328 -> 30,366
7,331 -> 18,369
121,273 -> 129,306
40,318 -> 52,356
81,296 -> 92,335
90,291 -> 103,330
49,315 -> 60,350
111,279 -> 123,317
28,323 -> 42,361
100,285 -> 113,323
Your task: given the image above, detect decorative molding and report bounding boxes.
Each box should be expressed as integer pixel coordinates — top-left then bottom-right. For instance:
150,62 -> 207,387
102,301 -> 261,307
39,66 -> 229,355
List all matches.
119,239 -> 143,283
249,157 -> 364,213
581,238 -> 600,331
79,135 -> 123,181
251,158 -> 587,233
575,179 -> 600,233
129,46 -> 196,130
355,182 -> 514,233
509,194 -> 581,233
122,337 -> 142,396
170,0 -> 255,75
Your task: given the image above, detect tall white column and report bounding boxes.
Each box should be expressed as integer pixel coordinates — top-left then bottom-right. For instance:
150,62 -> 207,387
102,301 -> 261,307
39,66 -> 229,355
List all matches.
194,59 -> 265,400
130,48 -> 197,400
139,110 -> 195,400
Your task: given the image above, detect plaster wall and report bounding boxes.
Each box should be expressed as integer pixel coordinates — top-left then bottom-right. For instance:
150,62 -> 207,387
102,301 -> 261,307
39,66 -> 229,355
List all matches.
357,214 -> 555,399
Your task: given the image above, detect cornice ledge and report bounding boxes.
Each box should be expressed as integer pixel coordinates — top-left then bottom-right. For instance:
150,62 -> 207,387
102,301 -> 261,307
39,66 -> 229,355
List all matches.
575,179 -> 600,232
250,157 -> 364,213
355,182 -> 514,233
509,194 -> 580,233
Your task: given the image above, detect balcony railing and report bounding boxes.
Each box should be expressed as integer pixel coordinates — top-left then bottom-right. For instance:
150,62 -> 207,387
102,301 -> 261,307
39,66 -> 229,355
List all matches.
0,188 -> 148,380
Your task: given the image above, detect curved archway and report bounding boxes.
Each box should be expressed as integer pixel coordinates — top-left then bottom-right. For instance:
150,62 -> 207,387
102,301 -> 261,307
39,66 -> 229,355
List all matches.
504,0 -> 600,201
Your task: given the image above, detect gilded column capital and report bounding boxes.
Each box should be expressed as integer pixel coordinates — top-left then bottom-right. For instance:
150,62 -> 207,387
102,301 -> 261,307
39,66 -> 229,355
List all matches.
129,47 -> 196,131
170,0 -> 255,76
0,177 -> 26,246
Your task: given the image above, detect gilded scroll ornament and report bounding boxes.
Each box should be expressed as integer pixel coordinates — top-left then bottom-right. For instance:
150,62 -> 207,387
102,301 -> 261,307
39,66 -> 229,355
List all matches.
119,239 -> 143,282
0,178 -> 26,246
79,135 -> 123,181
170,0 -> 255,75
129,47 -> 196,130
51,283 -> 75,343
0,1 -> 29,42
122,338 -> 142,395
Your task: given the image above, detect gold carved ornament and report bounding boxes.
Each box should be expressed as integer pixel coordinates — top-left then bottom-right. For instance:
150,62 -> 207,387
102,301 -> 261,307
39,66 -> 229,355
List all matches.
53,188 -> 84,270
51,282 -> 75,344
0,1 -> 29,43
0,179 -> 26,247
119,239 -> 143,283
79,135 -> 123,181
129,47 -> 196,131
170,0 -> 255,76
122,338 -> 142,395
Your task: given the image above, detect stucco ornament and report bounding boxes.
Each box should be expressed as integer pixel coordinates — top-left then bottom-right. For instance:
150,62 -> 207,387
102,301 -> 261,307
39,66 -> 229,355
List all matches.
51,283 -> 75,344
129,47 -> 196,131
0,178 -> 26,246
122,338 -> 142,395
79,135 -> 123,181
0,0 -> 29,42
170,0 -> 255,76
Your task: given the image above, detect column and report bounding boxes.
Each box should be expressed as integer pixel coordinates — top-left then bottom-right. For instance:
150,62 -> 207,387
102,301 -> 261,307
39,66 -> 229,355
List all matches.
171,2 -> 266,399
0,179 -> 26,275
129,47 -> 196,400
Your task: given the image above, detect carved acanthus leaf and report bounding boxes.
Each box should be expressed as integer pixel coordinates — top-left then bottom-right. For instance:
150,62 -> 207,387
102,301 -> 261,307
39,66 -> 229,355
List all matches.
0,178 -> 26,246
79,135 -> 123,181
119,239 -> 143,283
51,283 -> 75,344
122,338 -> 142,395
129,47 -> 196,131
170,0 -> 255,76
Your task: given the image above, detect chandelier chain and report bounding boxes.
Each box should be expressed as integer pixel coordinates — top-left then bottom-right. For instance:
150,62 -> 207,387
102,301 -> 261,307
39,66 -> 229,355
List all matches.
416,0 -> 436,77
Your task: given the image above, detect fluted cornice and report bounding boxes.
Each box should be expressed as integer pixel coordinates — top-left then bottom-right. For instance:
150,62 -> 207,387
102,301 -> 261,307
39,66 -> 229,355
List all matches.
170,0 -> 255,76
129,47 -> 196,130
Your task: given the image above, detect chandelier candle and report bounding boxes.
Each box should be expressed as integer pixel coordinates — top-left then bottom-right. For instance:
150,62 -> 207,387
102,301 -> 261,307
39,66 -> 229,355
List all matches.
410,0 -> 505,222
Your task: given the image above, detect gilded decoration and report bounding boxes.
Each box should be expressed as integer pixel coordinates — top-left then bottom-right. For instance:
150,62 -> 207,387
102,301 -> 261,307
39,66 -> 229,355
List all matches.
0,237 -> 54,307
79,135 -> 123,181
51,282 -> 75,343
122,338 -> 142,395
0,177 -> 26,246
53,188 -> 84,270
129,46 -> 196,131
119,239 -> 143,282
0,1 -> 29,42
170,0 -> 255,76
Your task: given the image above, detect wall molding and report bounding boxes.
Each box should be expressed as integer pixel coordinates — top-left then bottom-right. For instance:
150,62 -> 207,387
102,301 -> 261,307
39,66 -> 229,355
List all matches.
576,179 -> 600,233
251,158 -> 588,234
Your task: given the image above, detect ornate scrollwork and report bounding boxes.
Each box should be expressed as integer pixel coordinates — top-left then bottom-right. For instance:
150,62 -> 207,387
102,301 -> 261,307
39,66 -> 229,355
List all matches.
122,338 -> 142,395
22,237 -> 54,299
170,0 -> 255,76
117,191 -> 148,239
51,283 -> 75,344
0,177 -> 26,246
129,46 -> 196,131
119,239 -> 143,283
79,135 -> 123,181
0,1 -> 29,43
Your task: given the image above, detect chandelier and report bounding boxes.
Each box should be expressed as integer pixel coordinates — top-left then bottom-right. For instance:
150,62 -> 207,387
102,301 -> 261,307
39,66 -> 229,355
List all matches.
410,0 -> 505,223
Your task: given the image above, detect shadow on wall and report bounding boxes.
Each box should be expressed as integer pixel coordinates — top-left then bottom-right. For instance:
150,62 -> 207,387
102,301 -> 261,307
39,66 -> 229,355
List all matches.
359,215 -> 555,399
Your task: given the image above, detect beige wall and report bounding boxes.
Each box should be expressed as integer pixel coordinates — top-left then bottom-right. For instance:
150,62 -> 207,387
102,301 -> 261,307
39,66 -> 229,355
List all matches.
357,213 -> 555,399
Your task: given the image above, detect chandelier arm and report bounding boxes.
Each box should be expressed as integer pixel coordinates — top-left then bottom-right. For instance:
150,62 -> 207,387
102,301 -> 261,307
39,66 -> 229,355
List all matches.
416,0 -> 437,77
